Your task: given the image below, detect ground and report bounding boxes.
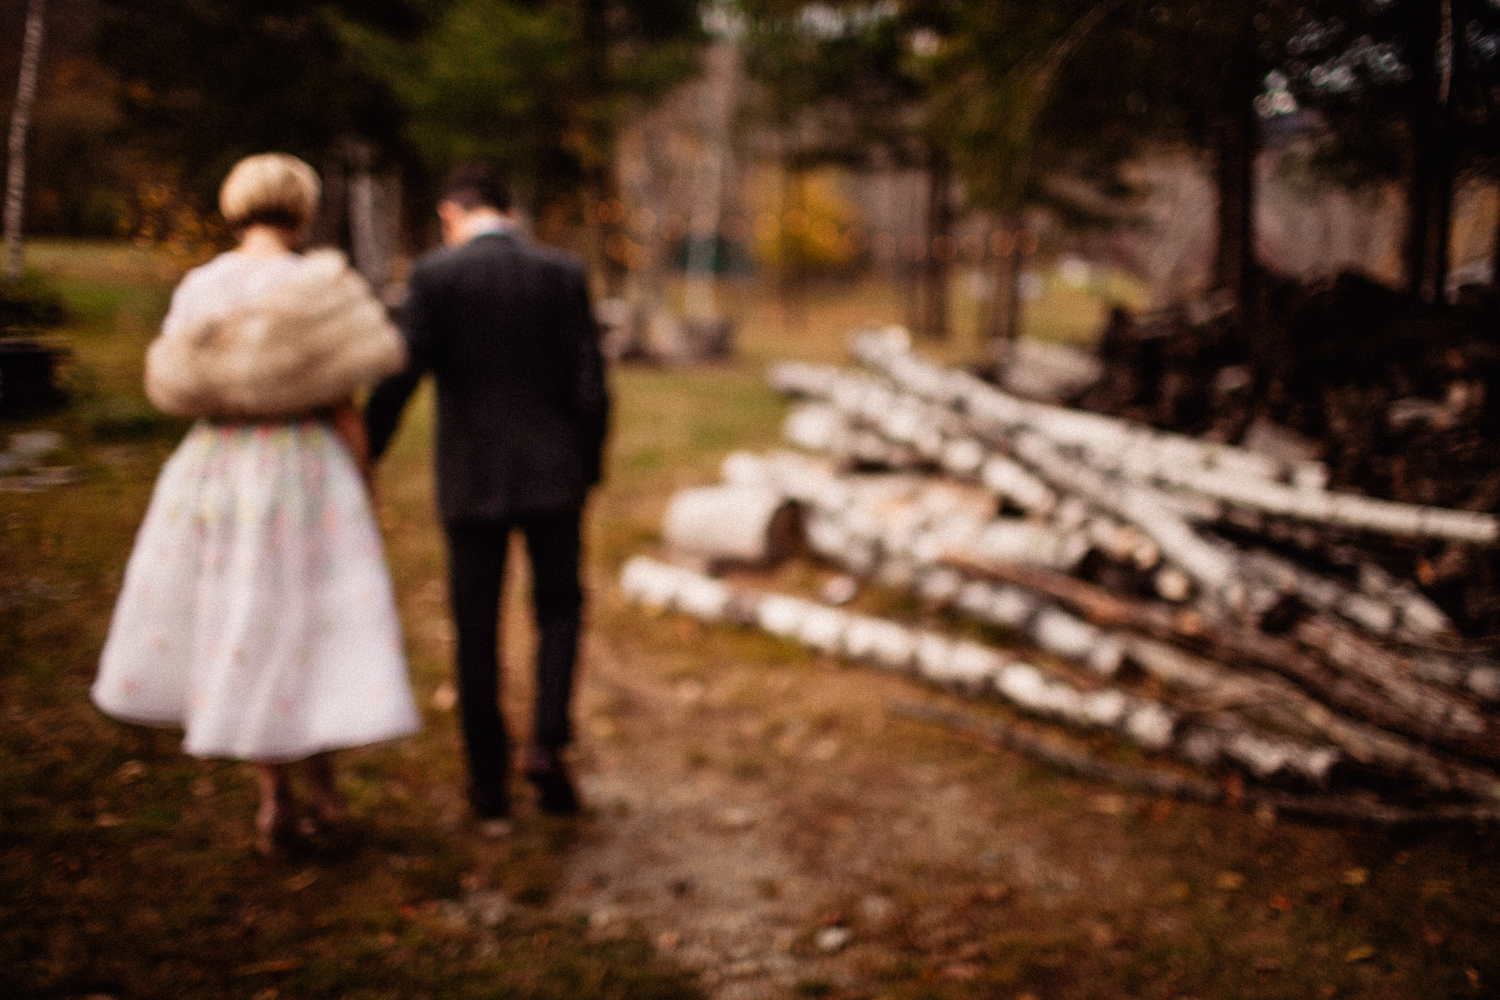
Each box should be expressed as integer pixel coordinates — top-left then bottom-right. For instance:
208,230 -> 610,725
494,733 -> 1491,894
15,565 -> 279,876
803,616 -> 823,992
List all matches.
2,242 -> 1497,1000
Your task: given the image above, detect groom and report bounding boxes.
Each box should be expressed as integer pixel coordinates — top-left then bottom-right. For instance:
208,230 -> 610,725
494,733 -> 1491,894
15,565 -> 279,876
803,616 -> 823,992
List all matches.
365,164 -> 609,819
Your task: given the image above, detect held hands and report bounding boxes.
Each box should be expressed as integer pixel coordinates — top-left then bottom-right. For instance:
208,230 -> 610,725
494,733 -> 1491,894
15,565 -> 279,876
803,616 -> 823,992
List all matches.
331,399 -> 378,502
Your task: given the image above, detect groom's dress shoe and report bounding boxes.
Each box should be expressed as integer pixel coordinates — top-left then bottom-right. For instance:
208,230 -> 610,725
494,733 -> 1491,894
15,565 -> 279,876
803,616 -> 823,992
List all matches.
526,750 -> 581,816
468,784 -> 510,820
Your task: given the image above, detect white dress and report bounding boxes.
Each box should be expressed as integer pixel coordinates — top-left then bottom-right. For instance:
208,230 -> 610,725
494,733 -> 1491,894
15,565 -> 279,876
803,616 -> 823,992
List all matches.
93,252 -> 421,761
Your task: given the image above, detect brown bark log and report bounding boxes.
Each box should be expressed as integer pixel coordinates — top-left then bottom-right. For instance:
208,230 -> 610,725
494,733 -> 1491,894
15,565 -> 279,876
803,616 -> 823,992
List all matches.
918,150 -> 953,341
946,555 -> 1500,764
1213,0 -> 1257,322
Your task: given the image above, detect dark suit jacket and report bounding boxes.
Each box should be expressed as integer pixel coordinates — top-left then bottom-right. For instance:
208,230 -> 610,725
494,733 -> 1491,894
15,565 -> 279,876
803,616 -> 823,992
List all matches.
365,232 -> 609,522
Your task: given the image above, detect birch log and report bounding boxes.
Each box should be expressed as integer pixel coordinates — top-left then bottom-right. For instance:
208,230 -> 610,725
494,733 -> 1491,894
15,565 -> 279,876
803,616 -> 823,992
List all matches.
850,328 -> 1500,545
621,556 -> 1340,783
662,484 -> 801,566
777,390 -> 1496,684
894,701 -> 1500,825
827,511 -> 1500,798
949,554 -> 1500,764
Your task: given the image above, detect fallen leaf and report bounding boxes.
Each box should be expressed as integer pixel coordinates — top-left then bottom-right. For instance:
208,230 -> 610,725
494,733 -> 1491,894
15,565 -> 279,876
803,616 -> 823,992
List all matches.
1254,956 -> 1283,972
1215,871 -> 1245,891
1224,773 -> 1245,807
1089,793 -> 1127,815
1270,894 -> 1292,912
1466,967 -> 1480,988
656,930 -> 681,951
94,813 -> 123,828
978,883 -> 1011,902
1341,867 -> 1368,886
1344,945 -> 1375,963
116,760 -> 146,782
284,870 -> 317,892
942,961 -> 982,980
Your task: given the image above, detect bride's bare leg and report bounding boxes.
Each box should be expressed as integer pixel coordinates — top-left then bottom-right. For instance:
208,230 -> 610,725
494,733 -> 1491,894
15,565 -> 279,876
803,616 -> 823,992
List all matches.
302,751 -> 345,826
254,762 -> 292,856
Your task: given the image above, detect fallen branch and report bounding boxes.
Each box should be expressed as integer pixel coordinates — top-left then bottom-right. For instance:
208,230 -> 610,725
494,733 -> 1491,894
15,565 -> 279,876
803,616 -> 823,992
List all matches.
891,701 -> 1500,826
946,555 -> 1500,764
621,556 -> 1343,785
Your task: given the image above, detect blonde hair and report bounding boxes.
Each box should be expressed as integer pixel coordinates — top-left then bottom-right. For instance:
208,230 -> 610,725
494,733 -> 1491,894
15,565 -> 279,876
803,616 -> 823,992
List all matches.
218,153 -> 321,230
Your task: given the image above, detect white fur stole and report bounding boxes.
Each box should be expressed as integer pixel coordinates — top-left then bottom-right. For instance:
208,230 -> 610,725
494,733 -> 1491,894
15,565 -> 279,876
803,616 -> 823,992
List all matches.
145,250 -> 407,418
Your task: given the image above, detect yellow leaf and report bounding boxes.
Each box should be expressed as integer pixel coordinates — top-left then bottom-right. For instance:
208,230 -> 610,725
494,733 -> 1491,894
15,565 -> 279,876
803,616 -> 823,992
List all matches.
1215,871 -> 1245,891
1344,945 -> 1375,963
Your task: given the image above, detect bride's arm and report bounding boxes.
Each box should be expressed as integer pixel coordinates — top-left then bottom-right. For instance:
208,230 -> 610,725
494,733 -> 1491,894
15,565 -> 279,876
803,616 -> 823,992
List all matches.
332,397 -> 374,495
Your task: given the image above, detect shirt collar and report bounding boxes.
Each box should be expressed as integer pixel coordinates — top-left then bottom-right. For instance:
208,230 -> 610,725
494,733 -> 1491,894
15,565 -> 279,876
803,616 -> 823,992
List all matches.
467,215 -> 517,240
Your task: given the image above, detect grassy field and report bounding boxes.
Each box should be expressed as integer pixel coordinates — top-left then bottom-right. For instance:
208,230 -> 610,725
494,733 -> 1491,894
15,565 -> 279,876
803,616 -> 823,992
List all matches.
0,241 -> 704,1000
4,241 -> 1499,1000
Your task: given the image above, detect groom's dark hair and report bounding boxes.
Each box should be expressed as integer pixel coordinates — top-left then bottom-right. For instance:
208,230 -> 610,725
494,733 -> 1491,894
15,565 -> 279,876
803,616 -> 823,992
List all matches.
442,164 -> 511,212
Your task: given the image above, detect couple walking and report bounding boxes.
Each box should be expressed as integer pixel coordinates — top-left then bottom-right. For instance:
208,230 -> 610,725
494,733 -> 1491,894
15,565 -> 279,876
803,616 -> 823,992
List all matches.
91,154 -> 609,854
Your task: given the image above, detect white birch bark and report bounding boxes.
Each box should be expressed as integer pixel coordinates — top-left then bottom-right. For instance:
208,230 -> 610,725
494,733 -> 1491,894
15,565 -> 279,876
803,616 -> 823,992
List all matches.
621,555 -> 1341,783
850,327 -> 1500,545
3,0 -> 47,284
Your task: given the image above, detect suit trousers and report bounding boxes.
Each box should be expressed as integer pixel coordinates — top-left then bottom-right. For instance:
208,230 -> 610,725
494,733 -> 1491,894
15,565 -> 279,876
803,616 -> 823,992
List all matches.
444,509 -> 583,793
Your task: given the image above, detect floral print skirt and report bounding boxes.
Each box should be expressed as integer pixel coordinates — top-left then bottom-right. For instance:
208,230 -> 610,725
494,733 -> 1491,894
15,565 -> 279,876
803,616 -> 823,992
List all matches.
93,420 -> 420,761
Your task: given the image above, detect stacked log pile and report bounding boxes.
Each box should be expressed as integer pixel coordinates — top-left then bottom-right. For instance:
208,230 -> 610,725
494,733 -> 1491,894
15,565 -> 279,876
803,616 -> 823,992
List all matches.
622,326 -> 1500,822
1077,274 -> 1500,641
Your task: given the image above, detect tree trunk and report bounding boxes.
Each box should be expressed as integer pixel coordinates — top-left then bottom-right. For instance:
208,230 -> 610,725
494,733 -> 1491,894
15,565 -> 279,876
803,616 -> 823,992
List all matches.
580,0 -> 625,297
1403,0 -> 1456,302
4,0 -> 47,285
683,41 -> 739,323
984,220 -> 1025,370
918,149 -> 953,340
1493,178 -> 1500,289
1213,1 -> 1257,322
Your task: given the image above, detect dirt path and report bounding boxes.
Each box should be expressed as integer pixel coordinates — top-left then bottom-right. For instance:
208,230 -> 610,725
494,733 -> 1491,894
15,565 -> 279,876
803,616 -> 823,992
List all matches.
542,589 -> 1214,998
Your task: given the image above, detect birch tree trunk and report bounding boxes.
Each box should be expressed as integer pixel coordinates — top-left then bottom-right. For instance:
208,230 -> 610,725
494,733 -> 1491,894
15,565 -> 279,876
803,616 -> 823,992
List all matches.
683,41 -> 739,323
3,0 -> 47,285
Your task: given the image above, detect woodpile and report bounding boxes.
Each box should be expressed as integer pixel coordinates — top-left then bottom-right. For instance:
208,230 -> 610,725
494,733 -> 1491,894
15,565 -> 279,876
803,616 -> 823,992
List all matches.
622,326 -> 1500,822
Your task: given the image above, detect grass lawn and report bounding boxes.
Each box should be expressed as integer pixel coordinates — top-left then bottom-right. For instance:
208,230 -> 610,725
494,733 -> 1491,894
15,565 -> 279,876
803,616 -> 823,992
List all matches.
4,240 -> 1499,1000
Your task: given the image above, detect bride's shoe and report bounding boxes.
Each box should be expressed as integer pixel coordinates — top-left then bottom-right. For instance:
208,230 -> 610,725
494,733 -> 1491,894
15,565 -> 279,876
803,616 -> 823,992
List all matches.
255,790 -> 296,857
303,753 -> 347,828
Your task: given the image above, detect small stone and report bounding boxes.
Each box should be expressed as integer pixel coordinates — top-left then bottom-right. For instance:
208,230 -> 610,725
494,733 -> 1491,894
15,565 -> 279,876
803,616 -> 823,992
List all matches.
820,575 -> 859,605
477,819 -> 513,839
468,889 -> 509,926
656,930 -> 682,951
814,925 -> 852,953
